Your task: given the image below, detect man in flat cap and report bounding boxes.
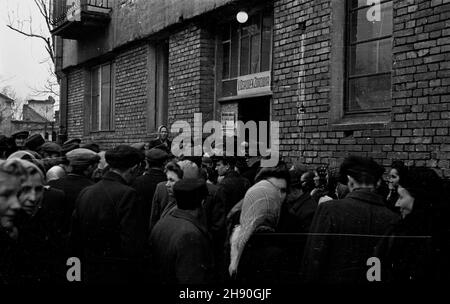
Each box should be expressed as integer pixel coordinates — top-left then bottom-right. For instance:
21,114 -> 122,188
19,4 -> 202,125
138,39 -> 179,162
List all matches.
300,156 -> 399,284
38,142 -> 62,172
49,148 -> 100,236
24,134 -> 45,152
11,130 -> 29,150
132,148 -> 168,228
69,145 -> 146,283
149,178 -> 214,284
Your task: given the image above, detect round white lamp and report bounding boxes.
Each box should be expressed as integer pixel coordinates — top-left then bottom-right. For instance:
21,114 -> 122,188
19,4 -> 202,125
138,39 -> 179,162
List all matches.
236,11 -> 248,24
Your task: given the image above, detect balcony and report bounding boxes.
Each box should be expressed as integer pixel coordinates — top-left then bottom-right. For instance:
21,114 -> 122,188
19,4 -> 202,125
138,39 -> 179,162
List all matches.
50,0 -> 112,40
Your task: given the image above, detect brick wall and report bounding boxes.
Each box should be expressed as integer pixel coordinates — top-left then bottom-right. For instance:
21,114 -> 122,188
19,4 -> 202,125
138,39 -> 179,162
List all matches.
66,44 -> 150,150
168,23 -> 215,132
272,0 -> 450,177
67,68 -> 84,140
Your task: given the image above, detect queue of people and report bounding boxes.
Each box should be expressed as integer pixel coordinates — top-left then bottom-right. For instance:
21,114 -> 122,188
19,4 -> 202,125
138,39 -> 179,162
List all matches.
1,127 -> 450,285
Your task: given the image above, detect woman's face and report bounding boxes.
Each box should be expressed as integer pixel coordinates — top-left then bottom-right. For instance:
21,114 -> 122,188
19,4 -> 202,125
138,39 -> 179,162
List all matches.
388,168 -> 400,190
267,177 -> 288,202
19,173 -> 44,216
159,127 -> 168,141
313,172 -> 320,187
395,186 -> 414,218
0,173 -> 22,229
165,170 -> 181,196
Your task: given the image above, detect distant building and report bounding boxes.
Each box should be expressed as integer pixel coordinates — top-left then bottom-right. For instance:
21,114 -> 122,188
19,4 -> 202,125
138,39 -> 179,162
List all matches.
0,92 -> 14,136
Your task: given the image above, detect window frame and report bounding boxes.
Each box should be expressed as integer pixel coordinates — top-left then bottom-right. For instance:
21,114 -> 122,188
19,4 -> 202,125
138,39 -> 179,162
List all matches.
344,0 -> 393,115
89,61 -> 115,133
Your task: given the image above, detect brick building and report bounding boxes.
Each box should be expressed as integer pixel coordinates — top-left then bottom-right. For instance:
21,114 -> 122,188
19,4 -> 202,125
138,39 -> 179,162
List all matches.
51,0 -> 450,176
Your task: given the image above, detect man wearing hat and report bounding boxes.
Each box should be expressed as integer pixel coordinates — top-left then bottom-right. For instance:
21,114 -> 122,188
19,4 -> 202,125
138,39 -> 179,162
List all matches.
11,130 -> 29,149
132,148 -> 168,226
48,148 -> 100,236
69,145 -> 146,283
300,156 -> 399,284
24,134 -> 45,152
38,142 -> 62,172
149,178 -> 214,284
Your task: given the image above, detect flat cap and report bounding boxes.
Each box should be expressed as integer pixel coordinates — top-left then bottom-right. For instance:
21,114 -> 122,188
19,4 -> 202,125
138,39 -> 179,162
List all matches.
105,145 -> 143,169
11,130 -> 29,139
66,148 -> 100,166
39,142 -> 62,154
63,138 -> 81,146
145,148 -> 168,161
173,178 -> 208,210
131,142 -> 145,151
61,142 -> 80,155
24,134 -> 45,151
80,142 -> 100,153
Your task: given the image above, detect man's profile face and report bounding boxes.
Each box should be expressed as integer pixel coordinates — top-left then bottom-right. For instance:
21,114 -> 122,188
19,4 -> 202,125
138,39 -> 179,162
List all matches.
216,161 -> 229,177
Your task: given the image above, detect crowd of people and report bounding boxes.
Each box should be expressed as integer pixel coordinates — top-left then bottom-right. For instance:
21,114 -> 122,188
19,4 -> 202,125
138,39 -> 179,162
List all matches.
1,125 -> 450,284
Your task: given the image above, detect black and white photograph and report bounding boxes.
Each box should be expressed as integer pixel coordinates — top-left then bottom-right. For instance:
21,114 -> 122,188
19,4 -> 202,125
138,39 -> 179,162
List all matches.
1,0 -> 450,298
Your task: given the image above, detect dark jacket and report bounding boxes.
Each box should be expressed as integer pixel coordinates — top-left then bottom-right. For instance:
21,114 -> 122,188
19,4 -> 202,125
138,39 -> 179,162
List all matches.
48,174 -> 94,234
375,210 -> 435,283
69,171 -> 146,283
217,171 -> 251,214
149,208 -> 214,284
0,229 -> 18,284
300,188 -> 399,284
148,181 -> 175,234
15,188 -> 66,283
278,191 -> 318,233
148,138 -> 171,153
132,168 -> 167,228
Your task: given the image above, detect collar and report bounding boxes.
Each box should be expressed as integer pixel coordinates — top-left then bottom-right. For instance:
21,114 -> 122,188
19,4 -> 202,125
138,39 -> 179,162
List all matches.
102,171 -> 128,185
346,188 -> 385,206
170,208 -> 210,239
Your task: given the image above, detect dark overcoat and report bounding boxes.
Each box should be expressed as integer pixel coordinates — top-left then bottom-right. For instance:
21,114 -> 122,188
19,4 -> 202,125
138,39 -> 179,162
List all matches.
300,188 -> 399,284
48,173 -> 94,234
132,168 -> 166,228
69,171 -> 146,283
149,208 -> 214,284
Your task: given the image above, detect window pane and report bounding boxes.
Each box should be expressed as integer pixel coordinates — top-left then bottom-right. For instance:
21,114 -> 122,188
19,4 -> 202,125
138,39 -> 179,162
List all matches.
250,34 -> 260,74
101,64 -> 111,131
349,1 -> 392,42
230,24 -> 239,78
222,42 -> 230,79
240,36 -> 250,76
349,38 -> 392,76
261,13 -> 272,71
91,67 -> 100,131
349,0 -> 370,9
347,74 -> 391,112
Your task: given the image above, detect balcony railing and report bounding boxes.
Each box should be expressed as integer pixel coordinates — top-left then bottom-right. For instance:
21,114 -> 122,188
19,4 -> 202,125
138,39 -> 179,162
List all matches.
50,0 -> 112,39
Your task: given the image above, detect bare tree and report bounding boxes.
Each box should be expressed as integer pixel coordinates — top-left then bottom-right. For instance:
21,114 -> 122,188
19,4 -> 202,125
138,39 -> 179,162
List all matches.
6,0 -> 59,97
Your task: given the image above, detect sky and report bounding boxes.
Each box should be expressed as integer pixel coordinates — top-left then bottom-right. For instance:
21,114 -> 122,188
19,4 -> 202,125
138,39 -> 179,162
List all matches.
0,0 -> 58,105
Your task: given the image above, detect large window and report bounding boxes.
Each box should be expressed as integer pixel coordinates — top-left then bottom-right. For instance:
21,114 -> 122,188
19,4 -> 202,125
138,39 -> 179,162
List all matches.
345,0 -> 393,114
220,9 -> 272,98
91,62 -> 114,131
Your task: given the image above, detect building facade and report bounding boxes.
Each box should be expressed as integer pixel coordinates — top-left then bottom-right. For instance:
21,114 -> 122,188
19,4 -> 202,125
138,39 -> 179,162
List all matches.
52,0 -> 450,176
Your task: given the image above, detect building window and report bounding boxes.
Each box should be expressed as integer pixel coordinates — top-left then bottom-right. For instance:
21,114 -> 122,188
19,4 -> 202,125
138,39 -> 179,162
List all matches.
220,8 -> 272,98
345,0 -> 393,114
91,62 -> 114,131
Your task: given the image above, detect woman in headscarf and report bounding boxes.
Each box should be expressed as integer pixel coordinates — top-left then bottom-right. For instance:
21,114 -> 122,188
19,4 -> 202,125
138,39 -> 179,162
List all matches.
375,167 -> 445,283
148,125 -> 172,153
228,165 -> 290,283
0,159 -> 27,283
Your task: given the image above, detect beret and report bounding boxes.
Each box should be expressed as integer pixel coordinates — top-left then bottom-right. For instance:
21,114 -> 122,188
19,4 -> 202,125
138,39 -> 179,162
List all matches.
66,148 -> 100,166
24,134 -> 45,151
39,142 -> 62,154
145,148 -> 168,161
105,145 -> 143,169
